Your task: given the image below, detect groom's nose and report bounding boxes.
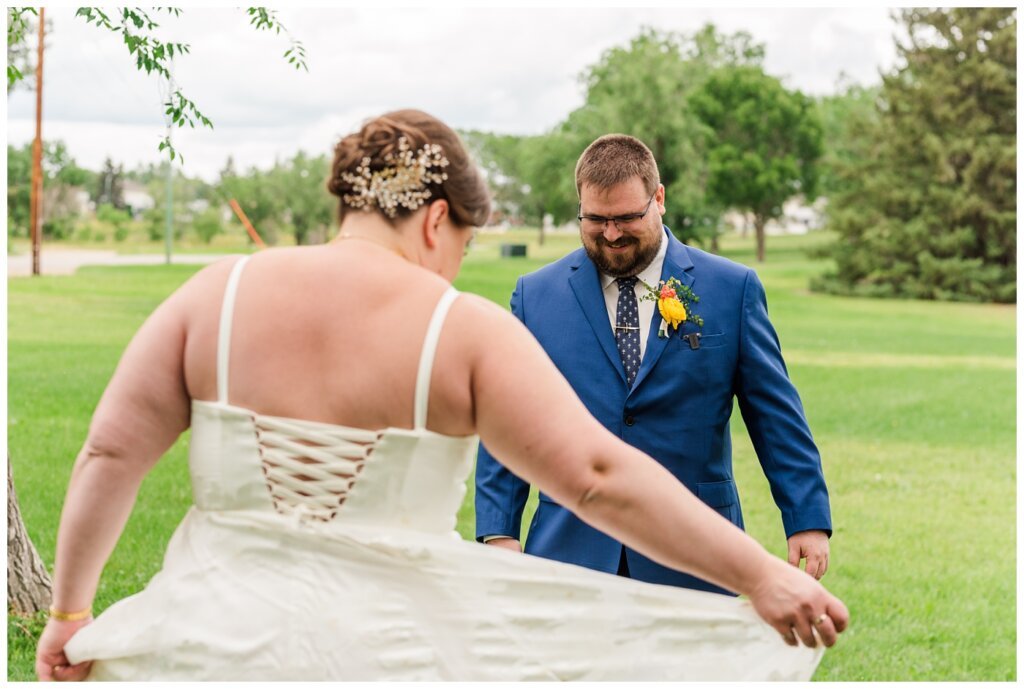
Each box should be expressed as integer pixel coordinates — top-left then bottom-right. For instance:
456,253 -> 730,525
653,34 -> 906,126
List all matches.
602,224 -> 624,243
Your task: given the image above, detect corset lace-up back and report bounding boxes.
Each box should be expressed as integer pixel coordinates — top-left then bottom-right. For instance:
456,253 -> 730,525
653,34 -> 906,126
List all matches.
186,255 -> 474,530
254,416 -> 381,522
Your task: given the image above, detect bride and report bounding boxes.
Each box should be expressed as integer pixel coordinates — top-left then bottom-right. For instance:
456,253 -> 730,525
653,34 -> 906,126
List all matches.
36,109 -> 847,681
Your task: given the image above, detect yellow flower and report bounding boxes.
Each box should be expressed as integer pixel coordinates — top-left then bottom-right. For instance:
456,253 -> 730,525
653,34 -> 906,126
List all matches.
658,296 -> 687,330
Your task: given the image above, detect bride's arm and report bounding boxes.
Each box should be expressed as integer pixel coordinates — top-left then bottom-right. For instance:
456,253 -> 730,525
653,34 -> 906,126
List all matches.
453,295 -> 848,647
50,290 -> 193,612
35,260 -> 232,680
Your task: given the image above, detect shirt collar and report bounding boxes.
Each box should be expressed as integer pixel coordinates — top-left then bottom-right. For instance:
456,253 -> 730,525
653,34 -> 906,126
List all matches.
600,227 -> 669,292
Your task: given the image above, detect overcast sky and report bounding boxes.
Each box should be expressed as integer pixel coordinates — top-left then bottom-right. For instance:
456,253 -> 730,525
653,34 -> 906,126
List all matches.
7,6 -> 906,181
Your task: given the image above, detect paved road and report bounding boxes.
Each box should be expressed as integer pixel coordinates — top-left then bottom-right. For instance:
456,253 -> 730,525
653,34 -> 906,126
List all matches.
7,250 -> 233,277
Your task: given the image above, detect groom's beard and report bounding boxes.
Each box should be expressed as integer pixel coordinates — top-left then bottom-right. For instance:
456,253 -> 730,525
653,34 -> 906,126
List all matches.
581,224 -> 661,278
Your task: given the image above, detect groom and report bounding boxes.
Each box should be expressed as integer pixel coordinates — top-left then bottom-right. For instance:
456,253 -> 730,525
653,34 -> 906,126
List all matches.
475,134 -> 832,594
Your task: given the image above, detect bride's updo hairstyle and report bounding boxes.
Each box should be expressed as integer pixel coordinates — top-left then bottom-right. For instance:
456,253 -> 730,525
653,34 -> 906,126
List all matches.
327,109 -> 491,228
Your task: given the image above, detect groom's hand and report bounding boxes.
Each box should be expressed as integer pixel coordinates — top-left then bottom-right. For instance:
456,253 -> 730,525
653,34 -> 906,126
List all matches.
787,530 -> 830,579
484,537 -> 522,552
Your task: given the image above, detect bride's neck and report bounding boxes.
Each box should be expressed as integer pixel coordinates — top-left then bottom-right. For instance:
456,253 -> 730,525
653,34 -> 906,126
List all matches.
332,215 -> 412,259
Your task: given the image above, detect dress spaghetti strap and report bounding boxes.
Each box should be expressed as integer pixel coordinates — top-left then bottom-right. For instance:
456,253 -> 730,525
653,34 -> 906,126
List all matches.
413,287 -> 460,430
216,255 -> 253,404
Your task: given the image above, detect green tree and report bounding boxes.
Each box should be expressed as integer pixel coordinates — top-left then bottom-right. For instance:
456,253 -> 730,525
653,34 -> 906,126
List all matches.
690,65 -> 823,262
567,25 -> 765,247
212,152 -> 339,246
143,205 -> 165,242
468,25 -> 764,247
518,131 -> 580,235
191,208 -> 223,244
7,140 -> 91,238
95,157 -> 125,209
815,77 -> 880,200
96,202 -> 132,241
468,27 -> 765,247
271,151 -> 334,245
814,8 -> 1016,303
462,128 -> 580,245
135,162 -> 215,242
218,163 -> 282,246
460,130 -> 531,224
7,144 -> 32,236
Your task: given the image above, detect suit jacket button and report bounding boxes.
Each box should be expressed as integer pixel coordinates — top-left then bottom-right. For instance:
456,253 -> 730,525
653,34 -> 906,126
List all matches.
624,415 -> 635,426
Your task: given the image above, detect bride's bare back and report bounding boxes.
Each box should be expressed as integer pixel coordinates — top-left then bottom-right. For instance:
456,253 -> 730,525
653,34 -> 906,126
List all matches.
181,243 -> 476,437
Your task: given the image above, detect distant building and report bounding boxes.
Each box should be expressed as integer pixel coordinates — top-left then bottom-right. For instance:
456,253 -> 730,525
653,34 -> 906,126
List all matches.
187,199 -> 210,214
72,188 -> 94,215
122,181 -> 156,217
722,196 -> 826,236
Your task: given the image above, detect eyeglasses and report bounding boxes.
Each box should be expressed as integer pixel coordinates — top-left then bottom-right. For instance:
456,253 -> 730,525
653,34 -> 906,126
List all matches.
578,193 -> 656,233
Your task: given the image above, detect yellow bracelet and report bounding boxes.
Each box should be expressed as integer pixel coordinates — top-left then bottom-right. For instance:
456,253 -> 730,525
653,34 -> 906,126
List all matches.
49,605 -> 92,621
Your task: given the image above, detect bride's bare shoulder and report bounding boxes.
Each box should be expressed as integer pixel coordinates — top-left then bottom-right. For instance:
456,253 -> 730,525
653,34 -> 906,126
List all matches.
449,291 -> 516,322
445,292 -> 535,350
178,254 -> 250,293
176,248 -> 310,305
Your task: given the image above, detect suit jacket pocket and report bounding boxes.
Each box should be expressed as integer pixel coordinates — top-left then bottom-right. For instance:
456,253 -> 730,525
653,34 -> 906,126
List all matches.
676,332 -> 726,350
696,479 -> 738,507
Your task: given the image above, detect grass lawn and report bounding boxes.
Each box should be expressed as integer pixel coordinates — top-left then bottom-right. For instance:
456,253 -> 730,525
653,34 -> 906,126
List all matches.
7,230 -> 1016,680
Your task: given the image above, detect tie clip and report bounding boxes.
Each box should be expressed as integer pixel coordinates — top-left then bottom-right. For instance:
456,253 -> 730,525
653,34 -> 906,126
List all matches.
615,325 -> 640,331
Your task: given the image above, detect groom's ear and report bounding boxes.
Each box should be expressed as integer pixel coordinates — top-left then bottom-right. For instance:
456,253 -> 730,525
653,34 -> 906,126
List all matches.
422,199 -> 450,249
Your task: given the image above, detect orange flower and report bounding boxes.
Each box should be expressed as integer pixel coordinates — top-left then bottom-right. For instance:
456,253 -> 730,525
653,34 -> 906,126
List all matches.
660,285 -> 677,300
658,297 -> 687,330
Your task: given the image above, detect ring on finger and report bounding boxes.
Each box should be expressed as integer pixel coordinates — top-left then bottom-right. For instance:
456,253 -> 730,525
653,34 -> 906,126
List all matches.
814,613 -> 829,626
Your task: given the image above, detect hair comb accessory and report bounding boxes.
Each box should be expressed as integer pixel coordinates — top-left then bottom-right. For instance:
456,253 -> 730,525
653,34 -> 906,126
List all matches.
340,137 -> 450,217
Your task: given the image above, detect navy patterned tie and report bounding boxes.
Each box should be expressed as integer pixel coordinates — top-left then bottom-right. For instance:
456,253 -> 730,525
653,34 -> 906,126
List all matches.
615,277 -> 641,387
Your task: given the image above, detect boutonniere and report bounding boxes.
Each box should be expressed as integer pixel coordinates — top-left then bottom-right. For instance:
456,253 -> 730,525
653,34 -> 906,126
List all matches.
639,277 -> 704,339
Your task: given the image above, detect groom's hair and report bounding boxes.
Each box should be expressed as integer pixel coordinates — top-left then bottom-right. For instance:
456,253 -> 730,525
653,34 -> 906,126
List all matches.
575,135 -> 660,197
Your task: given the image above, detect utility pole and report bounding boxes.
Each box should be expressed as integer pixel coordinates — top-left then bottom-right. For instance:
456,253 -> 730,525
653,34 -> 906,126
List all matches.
29,8 -> 45,276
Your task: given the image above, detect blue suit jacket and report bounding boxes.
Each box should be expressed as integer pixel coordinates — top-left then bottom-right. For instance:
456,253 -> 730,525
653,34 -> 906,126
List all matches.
475,228 -> 831,594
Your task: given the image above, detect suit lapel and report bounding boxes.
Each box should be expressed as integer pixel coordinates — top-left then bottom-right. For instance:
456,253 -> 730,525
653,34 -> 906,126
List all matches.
630,231 -> 695,394
569,257 -> 627,385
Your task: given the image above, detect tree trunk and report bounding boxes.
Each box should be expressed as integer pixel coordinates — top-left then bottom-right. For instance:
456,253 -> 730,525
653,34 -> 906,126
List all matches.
8,459 -> 52,615
754,215 -> 767,263
710,232 -> 720,254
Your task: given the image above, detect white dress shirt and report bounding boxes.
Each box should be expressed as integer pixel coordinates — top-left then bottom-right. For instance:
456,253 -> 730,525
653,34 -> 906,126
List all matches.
598,228 -> 668,361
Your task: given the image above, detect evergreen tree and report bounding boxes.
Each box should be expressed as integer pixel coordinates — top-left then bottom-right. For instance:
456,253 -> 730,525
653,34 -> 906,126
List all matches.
815,78 -> 880,200
814,8 -> 1016,302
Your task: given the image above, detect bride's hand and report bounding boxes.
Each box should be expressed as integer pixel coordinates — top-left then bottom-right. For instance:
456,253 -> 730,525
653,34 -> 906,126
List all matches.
484,537 -> 522,552
747,557 -> 849,648
35,617 -> 93,681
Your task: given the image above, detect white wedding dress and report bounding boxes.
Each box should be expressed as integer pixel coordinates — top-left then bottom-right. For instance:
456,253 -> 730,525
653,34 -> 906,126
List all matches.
64,256 -> 824,680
